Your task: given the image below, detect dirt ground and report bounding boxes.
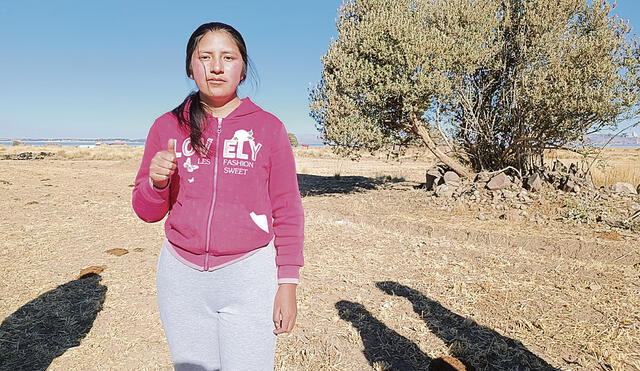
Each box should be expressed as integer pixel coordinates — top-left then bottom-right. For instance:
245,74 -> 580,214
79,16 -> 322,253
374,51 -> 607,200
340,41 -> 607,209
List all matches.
0,146 -> 638,370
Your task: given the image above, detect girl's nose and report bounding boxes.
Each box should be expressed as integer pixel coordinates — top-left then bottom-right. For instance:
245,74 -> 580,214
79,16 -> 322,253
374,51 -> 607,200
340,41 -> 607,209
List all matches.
210,58 -> 223,73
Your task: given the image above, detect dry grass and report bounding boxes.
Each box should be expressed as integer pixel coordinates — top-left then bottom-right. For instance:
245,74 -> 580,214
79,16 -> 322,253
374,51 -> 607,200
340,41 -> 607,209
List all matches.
545,147 -> 640,187
0,145 -> 639,370
0,144 -> 144,161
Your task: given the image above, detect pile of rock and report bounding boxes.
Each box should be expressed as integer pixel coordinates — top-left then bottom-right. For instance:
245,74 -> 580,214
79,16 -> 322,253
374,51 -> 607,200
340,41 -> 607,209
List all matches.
425,160 -> 638,198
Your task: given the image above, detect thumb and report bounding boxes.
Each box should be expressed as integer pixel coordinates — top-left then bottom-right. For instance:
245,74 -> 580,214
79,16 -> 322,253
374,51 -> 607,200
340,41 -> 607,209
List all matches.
167,138 -> 176,155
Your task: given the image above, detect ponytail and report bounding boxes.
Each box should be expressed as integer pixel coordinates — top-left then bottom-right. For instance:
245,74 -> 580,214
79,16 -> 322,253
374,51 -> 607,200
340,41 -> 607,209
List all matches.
171,92 -> 210,157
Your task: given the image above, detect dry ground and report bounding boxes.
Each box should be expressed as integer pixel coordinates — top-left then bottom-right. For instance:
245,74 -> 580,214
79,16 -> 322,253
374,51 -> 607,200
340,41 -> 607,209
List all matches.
0,145 -> 638,370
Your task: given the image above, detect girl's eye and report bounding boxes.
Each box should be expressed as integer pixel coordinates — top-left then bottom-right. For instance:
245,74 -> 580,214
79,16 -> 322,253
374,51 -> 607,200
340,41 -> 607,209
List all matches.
224,56 -> 233,61
200,55 -> 210,60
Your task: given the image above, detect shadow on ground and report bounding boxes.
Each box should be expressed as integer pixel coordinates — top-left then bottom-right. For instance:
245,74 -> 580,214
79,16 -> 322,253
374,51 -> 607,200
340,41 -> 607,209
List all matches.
336,281 -> 561,370
0,274 -> 107,371
297,174 -> 405,197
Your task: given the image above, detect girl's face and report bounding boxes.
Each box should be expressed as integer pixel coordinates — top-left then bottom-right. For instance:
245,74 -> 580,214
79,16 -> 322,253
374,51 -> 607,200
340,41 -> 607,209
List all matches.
189,30 -> 245,102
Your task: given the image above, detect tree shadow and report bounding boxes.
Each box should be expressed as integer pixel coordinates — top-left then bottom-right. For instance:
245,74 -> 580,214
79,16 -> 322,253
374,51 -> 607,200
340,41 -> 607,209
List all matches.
297,174 -> 405,197
0,273 -> 107,371
375,281 -> 561,371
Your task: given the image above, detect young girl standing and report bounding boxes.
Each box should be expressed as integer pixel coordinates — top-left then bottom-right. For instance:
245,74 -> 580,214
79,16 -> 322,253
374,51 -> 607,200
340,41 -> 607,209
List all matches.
131,22 -> 304,370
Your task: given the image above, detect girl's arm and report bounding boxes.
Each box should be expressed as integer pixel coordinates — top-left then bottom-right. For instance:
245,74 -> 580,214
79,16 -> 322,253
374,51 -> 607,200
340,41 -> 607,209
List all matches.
269,121 -> 305,285
131,119 -> 173,223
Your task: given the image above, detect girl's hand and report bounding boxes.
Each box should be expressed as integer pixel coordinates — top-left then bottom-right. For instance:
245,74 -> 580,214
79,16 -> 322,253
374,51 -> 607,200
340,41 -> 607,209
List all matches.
149,139 -> 177,189
273,283 -> 297,334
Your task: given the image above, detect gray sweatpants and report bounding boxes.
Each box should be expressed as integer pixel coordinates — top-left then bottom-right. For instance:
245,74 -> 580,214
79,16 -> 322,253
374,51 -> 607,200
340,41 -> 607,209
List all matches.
155,240 -> 278,371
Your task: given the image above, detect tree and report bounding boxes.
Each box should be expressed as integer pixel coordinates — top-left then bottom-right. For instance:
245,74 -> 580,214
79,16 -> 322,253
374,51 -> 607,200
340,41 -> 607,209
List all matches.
288,132 -> 298,147
310,0 -> 639,177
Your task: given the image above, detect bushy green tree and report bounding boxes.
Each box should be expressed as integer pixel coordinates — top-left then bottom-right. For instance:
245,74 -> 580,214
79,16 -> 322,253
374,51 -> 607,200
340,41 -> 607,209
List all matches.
310,0 -> 639,177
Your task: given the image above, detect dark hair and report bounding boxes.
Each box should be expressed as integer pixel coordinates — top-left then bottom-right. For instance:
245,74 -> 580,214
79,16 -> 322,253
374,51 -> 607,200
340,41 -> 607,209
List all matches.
171,22 -> 253,156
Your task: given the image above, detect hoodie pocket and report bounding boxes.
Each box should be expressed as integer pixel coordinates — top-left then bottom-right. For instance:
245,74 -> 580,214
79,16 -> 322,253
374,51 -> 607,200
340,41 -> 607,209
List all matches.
215,201 -> 269,234
213,201 -> 272,253
167,199 -> 196,239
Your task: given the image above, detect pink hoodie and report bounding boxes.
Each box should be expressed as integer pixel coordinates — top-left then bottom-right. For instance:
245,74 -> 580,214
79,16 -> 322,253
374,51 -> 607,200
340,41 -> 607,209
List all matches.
131,97 -> 304,284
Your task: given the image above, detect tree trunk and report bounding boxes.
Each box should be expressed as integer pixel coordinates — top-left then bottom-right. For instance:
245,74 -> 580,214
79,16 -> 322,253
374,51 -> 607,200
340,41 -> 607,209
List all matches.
410,113 -> 475,179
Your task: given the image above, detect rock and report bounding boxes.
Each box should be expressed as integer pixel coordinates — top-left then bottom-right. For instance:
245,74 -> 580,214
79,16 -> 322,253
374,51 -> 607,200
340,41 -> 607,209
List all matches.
77,265 -> 107,279
477,213 -> 487,221
475,171 -> 490,183
502,189 -> 515,199
429,356 -> 472,371
443,171 -> 461,187
611,182 -> 638,195
106,248 -> 129,256
552,160 -> 567,173
499,209 -> 521,220
562,178 -> 575,192
486,172 -> 511,190
598,231 -> 621,241
435,184 -> 454,198
588,283 -> 602,291
425,166 -> 443,191
526,172 -> 544,192
569,162 -> 579,174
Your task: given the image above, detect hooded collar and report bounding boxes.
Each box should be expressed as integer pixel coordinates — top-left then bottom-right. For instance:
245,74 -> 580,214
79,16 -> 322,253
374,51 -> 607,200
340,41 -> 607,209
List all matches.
181,96 -> 262,122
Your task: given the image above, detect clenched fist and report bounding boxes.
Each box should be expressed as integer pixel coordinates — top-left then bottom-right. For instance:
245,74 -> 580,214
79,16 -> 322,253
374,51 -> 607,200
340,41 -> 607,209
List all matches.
149,139 -> 177,189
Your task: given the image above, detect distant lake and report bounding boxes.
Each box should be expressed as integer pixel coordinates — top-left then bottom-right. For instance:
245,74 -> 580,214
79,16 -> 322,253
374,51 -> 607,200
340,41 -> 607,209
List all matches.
609,144 -> 640,148
0,141 -> 145,146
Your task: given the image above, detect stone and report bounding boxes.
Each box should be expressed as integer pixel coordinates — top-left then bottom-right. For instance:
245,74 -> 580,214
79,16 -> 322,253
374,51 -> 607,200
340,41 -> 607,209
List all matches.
429,356 -> 471,371
552,160 -> 567,173
499,209 -> 521,220
425,166 -> 443,191
569,162 -> 579,175
435,184 -> 454,198
77,265 -> 107,279
475,171 -> 490,183
105,248 -> 128,256
562,178 -> 576,192
502,189 -> 515,199
486,172 -> 511,190
526,172 -> 544,192
611,182 -> 637,195
443,171 -> 461,187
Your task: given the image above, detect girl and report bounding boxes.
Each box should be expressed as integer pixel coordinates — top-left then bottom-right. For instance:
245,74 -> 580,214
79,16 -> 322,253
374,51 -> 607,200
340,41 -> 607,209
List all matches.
131,22 -> 304,371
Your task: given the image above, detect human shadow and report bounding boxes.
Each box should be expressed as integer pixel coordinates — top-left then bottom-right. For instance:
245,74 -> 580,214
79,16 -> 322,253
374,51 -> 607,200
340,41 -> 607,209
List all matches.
336,301 -> 433,370
0,273 -> 107,371
297,174 -> 405,197
375,281 -> 561,371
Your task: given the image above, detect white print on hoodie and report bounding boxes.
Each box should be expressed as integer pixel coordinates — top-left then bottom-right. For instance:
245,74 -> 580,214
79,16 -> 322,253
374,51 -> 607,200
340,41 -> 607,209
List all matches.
223,129 -> 263,161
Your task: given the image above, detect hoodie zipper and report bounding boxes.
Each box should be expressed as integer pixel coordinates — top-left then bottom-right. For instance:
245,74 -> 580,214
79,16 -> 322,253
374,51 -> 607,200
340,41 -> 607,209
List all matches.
204,117 -> 223,270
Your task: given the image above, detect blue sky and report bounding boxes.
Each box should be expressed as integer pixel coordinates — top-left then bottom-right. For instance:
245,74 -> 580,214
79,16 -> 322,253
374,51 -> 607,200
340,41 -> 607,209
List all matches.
0,1 -> 638,142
